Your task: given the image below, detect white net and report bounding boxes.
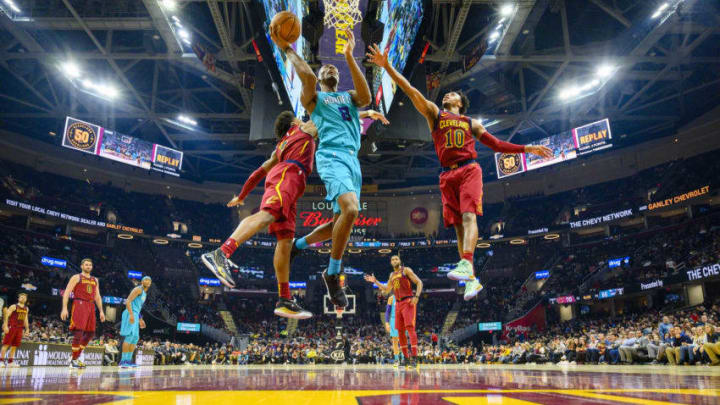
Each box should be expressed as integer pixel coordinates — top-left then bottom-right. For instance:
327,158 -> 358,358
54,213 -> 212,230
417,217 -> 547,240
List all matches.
322,0 -> 363,29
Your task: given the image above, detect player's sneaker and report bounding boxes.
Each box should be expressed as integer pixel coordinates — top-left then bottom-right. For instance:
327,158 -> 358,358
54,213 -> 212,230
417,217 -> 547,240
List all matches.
447,259 -> 474,281
407,357 -> 418,369
0,362 -> 5,368
201,249 -> 237,288
322,269 -> 348,308
289,238 -> 302,263
69,360 -> 82,369
274,298 -> 313,319
463,278 -> 484,301
8,363 -> 19,368
77,360 -> 87,368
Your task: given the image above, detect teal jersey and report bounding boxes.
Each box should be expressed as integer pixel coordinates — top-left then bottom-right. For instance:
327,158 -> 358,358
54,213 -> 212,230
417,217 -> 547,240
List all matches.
130,287 -> 146,314
390,297 -> 397,326
311,91 -> 361,152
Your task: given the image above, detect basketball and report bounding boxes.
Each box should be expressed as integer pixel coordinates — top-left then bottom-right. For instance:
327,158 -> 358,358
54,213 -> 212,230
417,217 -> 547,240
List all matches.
270,11 -> 301,45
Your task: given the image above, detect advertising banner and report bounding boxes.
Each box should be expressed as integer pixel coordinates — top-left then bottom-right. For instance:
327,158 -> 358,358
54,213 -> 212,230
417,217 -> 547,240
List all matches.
61,116 -> 183,177
523,130 -> 577,171
41,257 -> 67,269
569,208 -> 634,229
534,270 -> 550,279
478,322 -> 502,331
199,277 -> 221,286
11,343 -> 104,366
177,322 -> 201,332
502,302 -> 546,339
62,117 -> 102,155
573,118 -> 612,155
135,349 -> 155,366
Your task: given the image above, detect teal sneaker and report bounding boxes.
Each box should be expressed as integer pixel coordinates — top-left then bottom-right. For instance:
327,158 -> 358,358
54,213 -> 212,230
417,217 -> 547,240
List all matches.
447,259 -> 474,281
463,278 -> 484,301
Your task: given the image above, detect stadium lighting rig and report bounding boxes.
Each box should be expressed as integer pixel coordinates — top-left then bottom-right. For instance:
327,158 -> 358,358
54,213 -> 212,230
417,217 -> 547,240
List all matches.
158,0 -> 192,47
485,3 -> 518,53
0,0 -> 21,14
650,0 -> 684,24
557,64 -> 617,102
59,61 -> 121,101
177,115 -> 198,126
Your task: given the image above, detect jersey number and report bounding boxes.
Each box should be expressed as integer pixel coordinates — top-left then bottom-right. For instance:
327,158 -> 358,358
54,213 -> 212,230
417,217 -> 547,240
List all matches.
444,129 -> 466,148
338,106 -> 351,121
86,284 -> 93,294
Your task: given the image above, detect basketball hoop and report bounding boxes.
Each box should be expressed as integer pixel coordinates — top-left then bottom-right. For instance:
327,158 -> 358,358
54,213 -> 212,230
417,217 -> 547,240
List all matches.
335,307 -> 344,319
322,0 -> 363,30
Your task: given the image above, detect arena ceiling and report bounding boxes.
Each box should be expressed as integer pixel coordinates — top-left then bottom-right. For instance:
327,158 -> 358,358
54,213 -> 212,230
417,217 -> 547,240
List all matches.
0,0 -> 719,187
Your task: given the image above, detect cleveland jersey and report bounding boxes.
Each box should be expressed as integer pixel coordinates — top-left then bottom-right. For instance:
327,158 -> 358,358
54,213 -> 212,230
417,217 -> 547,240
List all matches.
275,125 -> 316,175
390,268 -> 413,299
431,110 -> 477,167
73,274 -> 97,301
8,305 -> 28,329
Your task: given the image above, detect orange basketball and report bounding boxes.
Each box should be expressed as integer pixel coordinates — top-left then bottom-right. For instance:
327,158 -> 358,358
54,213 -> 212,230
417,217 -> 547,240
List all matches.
270,11 -> 301,44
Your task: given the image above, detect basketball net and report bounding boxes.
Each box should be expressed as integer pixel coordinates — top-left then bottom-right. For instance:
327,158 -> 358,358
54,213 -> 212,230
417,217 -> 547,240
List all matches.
335,307 -> 344,319
322,0 -> 362,30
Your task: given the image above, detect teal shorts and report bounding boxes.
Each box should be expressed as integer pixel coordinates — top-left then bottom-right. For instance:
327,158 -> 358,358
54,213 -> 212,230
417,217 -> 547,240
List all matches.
316,148 -> 362,214
120,309 -> 140,345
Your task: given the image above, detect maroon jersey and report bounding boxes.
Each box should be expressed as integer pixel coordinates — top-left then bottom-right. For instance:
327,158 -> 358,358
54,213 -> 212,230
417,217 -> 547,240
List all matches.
8,304 -> 28,329
73,274 -> 98,302
390,268 -> 413,299
275,125 -> 315,175
431,110 -> 477,167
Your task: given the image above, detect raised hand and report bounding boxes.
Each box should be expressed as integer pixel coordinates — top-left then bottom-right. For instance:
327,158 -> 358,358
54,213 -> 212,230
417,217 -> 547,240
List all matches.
227,195 -> 244,207
343,29 -> 355,56
363,273 -> 377,284
366,43 -> 389,68
525,145 -> 553,158
366,110 -> 390,125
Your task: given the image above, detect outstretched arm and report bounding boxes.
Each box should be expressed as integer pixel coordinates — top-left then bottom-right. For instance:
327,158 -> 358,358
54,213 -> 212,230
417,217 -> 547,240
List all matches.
367,43 -> 439,129
341,30 -> 371,108
271,29 -> 318,113
359,110 -> 390,125
228,154 -> 279,207
364,273 -> 392,294
471,118 -> 552,157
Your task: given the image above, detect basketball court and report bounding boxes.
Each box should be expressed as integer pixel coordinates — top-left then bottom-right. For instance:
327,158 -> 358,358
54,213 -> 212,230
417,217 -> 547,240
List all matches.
1,364 -> 719,404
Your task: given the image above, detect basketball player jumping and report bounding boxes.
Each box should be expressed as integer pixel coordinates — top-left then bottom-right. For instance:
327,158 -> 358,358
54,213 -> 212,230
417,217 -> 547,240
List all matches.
365,255 -> 423,369
118,276 -> 151,368
61,258 -> 106,368
1,293 -> 29,367
273,28 -> 372,308
202,112 -> 317,319
367,45 -> 552,300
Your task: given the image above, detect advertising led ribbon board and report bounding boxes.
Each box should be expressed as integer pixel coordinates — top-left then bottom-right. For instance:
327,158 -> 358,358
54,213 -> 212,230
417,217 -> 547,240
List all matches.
62,117 -> 184,176
495,118 -> 612,179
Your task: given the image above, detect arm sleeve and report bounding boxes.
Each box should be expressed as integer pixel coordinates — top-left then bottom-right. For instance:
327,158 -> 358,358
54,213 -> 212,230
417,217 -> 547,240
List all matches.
236,167 -> 268,201
479,131 -> 525,153
385,305 -> 392,323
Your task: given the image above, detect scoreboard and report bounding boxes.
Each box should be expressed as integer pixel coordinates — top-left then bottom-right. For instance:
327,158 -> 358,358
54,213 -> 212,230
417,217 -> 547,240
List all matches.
495,118 -> 612,179
62,117 -> 184,177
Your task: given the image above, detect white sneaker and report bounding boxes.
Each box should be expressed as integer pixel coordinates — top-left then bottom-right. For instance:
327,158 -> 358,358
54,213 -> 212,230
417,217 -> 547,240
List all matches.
448,259 -> 474,281
0,362 -> 5,368
463,278 -> 484,301
8,363 -> 19,368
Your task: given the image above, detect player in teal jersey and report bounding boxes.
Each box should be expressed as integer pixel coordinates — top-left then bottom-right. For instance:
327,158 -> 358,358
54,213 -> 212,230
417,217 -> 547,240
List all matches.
272,27 -> 372,308
118,276 -> 151,368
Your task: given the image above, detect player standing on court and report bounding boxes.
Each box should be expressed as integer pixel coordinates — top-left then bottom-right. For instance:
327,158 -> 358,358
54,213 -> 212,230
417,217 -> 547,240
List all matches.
61,258 -> 106,368
366,45 -> 552,300
273,26 -> 372,308
202,113 -> 317,319
385,295 -> 404,368
118,276 -> 151,368
365,255 -> 423,369
1,293 -> 29,367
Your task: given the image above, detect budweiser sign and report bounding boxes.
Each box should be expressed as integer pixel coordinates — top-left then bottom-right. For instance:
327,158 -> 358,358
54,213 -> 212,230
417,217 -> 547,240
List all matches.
299,211 -> 382,228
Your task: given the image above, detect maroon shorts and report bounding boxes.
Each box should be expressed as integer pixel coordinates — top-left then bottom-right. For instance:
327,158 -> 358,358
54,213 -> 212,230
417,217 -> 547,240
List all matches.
438,163 -> 484,227
69,300 -> 96,332
2,327 -> 23,347
261,162 -> 307,240
394,298 -> 417,330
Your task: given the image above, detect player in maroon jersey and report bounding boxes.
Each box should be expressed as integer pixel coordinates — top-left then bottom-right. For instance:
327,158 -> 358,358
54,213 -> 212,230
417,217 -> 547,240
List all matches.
365,255 -> 423,369
202,112 -> 319,319
367,44 -> 552,300
61,258 -> 106,368
1,293 -> 29,367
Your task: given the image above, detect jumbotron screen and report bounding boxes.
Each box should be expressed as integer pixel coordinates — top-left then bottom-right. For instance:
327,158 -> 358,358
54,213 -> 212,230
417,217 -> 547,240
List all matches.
374,0 -> 424,114
261,0 -> 309,117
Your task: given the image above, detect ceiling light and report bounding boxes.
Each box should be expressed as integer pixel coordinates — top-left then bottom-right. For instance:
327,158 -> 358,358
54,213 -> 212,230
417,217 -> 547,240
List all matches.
489,31 -> 500,41
510,239 -> 526,245
61,61 -> 81,79
153,238 -> 169,245
3,0 -> 21,13
651,3 -> 669,19
559,86 -> 580,100
178,115 -> 197,126
596,64 -> 615,78
500,4 -> 514,17
97,84 -> 119,99
378,249 -> 392,254
177,28 -> 190,40
118,234 -> 133,240
160,0 -> 177,11
477,242 -> 491,248
188,242 -> 203,248
544,234 -> 560,240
